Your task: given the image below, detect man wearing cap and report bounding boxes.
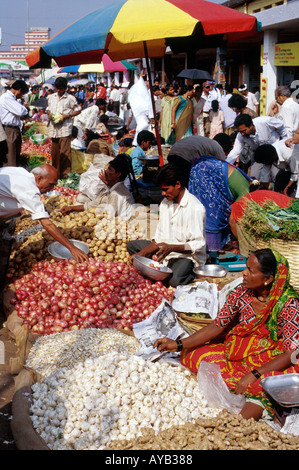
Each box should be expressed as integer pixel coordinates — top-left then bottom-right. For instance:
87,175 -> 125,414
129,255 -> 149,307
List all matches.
239,84 -> 259,115
201,80 -> 221,137
0,80 -> 29,166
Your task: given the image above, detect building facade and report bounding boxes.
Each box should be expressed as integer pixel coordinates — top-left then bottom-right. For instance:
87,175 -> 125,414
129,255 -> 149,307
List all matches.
0,27 -> 51,63
223,0 -> 299,112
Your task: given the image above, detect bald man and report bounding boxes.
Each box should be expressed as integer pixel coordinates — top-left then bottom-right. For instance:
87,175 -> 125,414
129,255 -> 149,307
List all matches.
0,164 -> 88,264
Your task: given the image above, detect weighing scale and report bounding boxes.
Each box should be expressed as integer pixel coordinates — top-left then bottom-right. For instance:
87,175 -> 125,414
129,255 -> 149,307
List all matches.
208,251 -> 247,272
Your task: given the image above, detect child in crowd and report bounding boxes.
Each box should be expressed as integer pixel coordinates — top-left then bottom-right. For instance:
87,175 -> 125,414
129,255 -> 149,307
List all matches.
209,99 -> 224,139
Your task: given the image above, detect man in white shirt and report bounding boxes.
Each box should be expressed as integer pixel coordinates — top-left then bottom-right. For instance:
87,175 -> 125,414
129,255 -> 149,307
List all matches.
0,122 -> 7,166
275,86 -> 299,138
201,81 -> 214,137
226,114 -> 288,179
253,140 -> 298,194
0,164 -> 89,265
47,77 -> 81,179
0,80 -> 28,166
126,163 -> 206,287
109,85 -> 121,116
60,155 -> 136,221
220,84 -> 237,135
239,84 -> 259,115
73,99 -> 104,146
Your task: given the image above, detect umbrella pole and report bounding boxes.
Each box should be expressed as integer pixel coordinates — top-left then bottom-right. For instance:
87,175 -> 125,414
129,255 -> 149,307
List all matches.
143,41 -> 164,167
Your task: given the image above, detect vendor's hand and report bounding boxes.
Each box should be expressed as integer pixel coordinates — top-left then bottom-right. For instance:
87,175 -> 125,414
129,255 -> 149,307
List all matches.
285,138 -> 294,149
235,373 -> 257,395
129,253 -> 136,265
61,206 -> 74,215
153,337 -> 178,353
155,243 -> 173,262
70,245 -> 89,264
61,114 -> 70,122
98,169 -> 108,184
271,103 -> 278,114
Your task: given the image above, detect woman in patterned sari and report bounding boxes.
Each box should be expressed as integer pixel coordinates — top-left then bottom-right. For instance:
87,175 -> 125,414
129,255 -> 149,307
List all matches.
154,249 -> 299,420
167,85 -> 194,145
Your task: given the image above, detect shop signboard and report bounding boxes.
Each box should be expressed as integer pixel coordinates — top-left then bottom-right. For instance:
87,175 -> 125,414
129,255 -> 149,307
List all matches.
274,42 -> 299,66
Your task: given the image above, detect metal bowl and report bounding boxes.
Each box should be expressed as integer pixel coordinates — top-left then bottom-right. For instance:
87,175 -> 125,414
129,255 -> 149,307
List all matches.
44,190 -> 61,197
48,239 -> 89,260
261,374 -> 299,407
193,264 -> 228,278
133,255 -> 172,281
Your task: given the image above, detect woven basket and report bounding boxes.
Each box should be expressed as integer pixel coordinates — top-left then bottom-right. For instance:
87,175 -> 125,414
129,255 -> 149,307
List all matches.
35,123 -> 49,135
236,222 -> 299,292
178,312 -> 213,333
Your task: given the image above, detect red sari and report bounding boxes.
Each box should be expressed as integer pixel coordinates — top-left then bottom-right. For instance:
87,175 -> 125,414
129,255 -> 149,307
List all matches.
181,251 -> 299,417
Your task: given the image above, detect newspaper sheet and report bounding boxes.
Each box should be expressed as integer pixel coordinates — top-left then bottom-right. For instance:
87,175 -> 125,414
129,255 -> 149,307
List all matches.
172,277 -> 243,319
133,278 -> 243,361
133,299 -> 189,360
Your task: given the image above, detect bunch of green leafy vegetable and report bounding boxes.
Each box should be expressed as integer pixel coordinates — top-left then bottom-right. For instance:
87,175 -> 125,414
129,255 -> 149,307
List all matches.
241,199 -> 299,242
28,155 -> 47,170
24,123 -> 38,137
57,172 -> 80,190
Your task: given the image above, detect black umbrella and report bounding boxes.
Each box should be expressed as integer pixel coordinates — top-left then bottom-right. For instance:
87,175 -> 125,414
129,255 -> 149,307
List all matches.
177,69 -> 213,81
31,97 -> 48,109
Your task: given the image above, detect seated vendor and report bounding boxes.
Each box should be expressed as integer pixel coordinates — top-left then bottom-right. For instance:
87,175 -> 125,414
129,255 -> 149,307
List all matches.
127,163 -> 206,287
96,114 -> 111,137
127,130 -> 155,176
188,155 -> 250,251
154,248 -> 299,421
61,154 -> 136,221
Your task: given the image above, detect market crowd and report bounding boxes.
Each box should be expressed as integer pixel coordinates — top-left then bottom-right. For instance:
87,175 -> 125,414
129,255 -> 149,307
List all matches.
0,72 -> 299,423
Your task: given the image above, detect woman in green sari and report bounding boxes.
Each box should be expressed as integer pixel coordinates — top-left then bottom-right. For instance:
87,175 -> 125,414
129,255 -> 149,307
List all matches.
167,85 -> 194,145
159,85 -> 176,143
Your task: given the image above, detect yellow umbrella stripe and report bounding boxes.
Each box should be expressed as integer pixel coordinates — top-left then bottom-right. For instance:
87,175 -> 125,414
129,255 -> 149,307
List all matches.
110,0 -> 198,45
77,64 -> 105,73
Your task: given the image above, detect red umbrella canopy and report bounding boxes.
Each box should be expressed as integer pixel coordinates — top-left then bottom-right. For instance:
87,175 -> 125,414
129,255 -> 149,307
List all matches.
26,0 -> 259,68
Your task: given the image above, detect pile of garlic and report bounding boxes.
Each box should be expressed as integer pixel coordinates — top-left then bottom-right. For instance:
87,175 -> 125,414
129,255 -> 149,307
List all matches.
26,328 -> 140,377
30,351 -> 220,450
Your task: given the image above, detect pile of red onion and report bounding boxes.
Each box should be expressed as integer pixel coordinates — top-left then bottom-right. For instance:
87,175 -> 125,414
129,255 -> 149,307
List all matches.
54,185 -> 79,202
11,259 -> 174,335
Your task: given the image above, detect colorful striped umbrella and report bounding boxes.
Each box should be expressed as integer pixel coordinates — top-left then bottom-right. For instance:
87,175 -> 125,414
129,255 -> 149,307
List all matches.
25,0 -> 259,165
58,55 -> 137,74
26,0 -> 259,69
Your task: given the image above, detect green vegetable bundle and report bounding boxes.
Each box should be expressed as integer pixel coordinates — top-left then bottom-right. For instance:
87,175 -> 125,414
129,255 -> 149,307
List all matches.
28,155 -> 47,170
241,199 -> 299,242
57,172 -> 81,190
24,123 -> 38,138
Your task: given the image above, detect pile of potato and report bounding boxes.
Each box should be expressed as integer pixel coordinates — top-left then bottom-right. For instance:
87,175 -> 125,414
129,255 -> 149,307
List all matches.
9,202 -> 146,278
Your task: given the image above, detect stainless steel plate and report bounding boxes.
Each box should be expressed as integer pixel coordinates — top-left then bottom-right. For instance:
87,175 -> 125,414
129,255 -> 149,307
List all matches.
133,255 -> 172,281
48,239 -> 89,260
194,264 -> 229,278
44,190 -> 61,197
261,374 -> 299,407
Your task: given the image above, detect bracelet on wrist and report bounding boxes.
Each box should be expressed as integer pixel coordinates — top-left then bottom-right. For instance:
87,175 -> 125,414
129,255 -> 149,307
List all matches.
251,368 -> 261,379
176,339 -> 183,352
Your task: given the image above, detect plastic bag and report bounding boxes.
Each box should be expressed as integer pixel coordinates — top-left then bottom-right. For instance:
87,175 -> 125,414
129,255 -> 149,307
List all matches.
71,150 -> 94,174
71,149 -> 86,174
197,361 -> 245,414
79,163 -> 107,200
